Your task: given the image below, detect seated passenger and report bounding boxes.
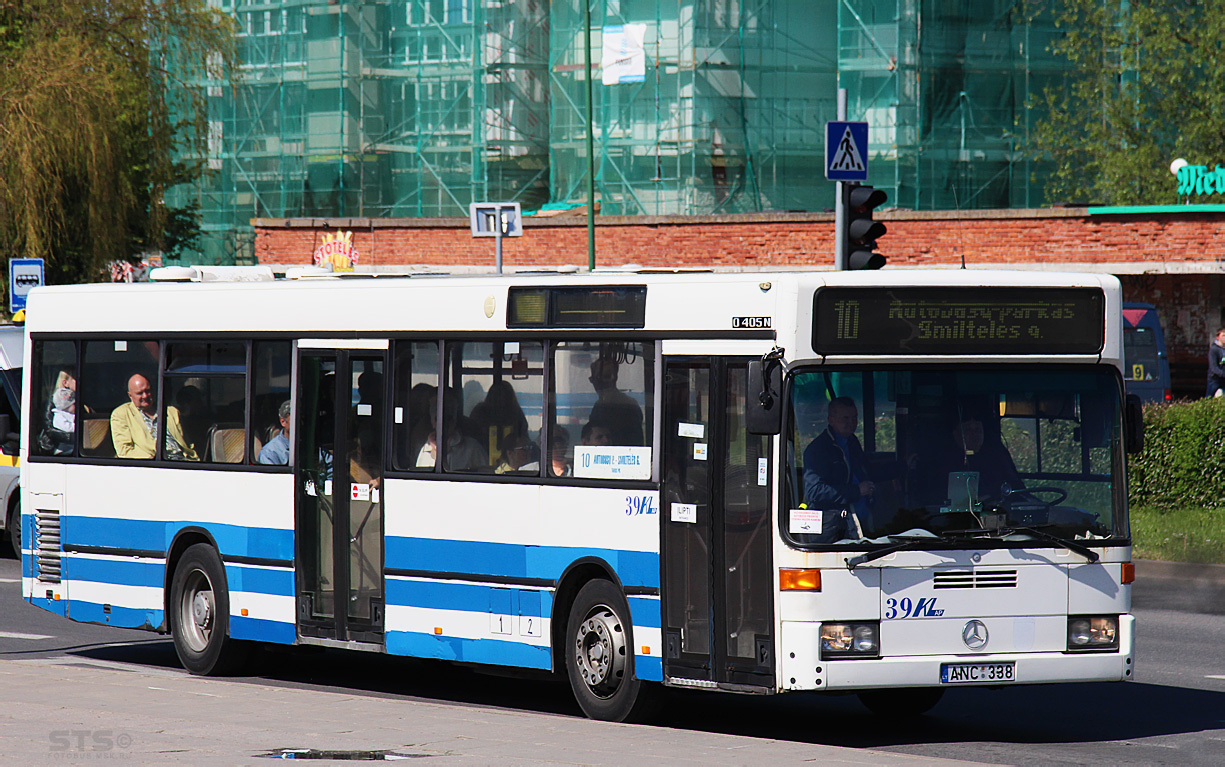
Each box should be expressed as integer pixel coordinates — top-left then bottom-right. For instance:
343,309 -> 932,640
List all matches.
494,432 -> 540,475
550,430 -> 573,477
416,391 -> 486,472
111,373 -> 198,461
469,380 -> 530,465
39,386 -> 76,455
931,411 -> 1024,504
258,400 -> 292,465
580,420 -> 613,447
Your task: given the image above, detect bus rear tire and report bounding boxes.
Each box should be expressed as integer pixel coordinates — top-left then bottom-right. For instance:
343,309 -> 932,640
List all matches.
169,543 -> 248,676
857,688 -> 945,718
565,579 -> 651,722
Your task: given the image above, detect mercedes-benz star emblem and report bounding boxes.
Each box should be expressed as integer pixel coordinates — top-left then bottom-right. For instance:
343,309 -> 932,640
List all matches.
962,620 -> 989,650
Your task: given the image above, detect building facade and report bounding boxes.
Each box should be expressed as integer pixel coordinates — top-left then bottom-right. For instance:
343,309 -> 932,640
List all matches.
174,0 -> 1063,265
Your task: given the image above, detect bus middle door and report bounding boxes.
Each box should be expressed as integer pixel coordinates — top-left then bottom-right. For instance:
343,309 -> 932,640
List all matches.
294,342 -> 387,646
661,357 -> 775,690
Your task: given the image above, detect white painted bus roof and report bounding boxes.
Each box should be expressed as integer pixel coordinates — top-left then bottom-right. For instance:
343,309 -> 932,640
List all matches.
22,269 -> 1121,340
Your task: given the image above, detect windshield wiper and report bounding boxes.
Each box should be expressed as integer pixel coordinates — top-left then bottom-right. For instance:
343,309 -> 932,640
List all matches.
1004,525 -> 1100,563
844,533 -> 982,571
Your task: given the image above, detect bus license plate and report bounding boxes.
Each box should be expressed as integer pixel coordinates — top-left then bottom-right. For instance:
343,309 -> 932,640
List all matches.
940,662 -> 1015,684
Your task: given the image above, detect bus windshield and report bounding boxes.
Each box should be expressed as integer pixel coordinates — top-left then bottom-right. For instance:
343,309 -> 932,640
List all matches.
784,366 -> 1126,548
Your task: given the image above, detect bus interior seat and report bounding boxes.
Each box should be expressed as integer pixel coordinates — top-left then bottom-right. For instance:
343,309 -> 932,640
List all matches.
208,425 -> 245,463
82,418 -> 114,457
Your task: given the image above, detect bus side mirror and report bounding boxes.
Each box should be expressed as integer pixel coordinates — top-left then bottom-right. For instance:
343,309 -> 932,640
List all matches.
747,359 -> 782,435
1124,393 -> 1144,454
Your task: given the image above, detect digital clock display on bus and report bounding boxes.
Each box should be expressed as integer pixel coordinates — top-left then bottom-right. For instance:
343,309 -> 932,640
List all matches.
812,287 -> 1105,355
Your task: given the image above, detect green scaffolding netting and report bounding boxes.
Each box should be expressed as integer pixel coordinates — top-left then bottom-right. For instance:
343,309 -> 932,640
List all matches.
170,0 -> 1064,265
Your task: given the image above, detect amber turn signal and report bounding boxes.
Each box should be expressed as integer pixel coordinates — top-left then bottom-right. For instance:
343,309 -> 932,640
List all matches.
779,568 -> 821,591
1121,562 -> 1135,585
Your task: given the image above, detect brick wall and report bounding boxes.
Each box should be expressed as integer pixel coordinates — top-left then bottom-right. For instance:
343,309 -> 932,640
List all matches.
254,208 -> 1225,270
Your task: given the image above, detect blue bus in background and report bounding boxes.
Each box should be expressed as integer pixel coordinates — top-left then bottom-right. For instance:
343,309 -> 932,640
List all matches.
1123,302 -> 1172,403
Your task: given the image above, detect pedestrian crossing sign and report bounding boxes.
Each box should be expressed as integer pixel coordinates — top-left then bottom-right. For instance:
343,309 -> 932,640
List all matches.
825,121 -> 869,181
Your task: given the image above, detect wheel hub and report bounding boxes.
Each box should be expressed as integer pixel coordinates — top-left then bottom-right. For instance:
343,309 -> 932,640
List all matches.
192,590 -> 213,632
574,606 -> 626,696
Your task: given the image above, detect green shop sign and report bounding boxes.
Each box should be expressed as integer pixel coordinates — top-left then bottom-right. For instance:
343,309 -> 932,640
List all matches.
1176,164 -> 1225,196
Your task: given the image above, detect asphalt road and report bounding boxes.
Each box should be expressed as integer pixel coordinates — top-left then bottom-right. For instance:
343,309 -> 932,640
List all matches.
1,553 -> 1223,766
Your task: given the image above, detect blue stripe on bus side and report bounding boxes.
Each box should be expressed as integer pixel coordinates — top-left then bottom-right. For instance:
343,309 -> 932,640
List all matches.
65,556 -> 165,588
385,537 -> 660,589
627,596 -> 661,629
224,564 -> 294,595
385,630 -> 552,670
635,655 -> 663,682
64,517 -> 293,561
231,615 -> 296,644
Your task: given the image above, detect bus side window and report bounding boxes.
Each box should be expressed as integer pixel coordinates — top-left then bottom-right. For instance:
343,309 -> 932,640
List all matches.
33,340 -> 78,457
164,341 -> 245,463
444,341 -> 543,475
550,341 -> 654,479
251,341 -> 292,465
82,339 -> 158,460
392,340 -> 440,472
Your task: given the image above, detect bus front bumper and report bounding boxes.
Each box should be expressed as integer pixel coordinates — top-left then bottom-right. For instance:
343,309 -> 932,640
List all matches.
778,614 -> 1135,692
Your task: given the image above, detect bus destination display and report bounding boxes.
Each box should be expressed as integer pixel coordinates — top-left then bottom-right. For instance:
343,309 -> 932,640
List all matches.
812,287 -> 1105,355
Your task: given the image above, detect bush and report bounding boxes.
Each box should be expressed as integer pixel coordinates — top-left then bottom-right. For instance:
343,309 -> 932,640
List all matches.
1128,399 -> 1225,509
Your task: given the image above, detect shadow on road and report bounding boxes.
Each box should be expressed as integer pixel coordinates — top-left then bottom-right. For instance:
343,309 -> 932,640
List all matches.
71,640 -> 1225,749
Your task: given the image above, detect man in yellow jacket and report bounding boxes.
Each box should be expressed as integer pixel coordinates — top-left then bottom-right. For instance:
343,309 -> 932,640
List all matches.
111,373 -> 198,461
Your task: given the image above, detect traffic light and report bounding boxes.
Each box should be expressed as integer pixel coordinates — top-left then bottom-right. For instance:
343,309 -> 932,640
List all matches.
843,183 -> 887,270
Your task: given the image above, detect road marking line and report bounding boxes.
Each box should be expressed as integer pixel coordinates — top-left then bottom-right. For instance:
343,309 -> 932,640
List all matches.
1207,675 -> 1225,680
0,577 -> 20,583
0,630 -> 54,640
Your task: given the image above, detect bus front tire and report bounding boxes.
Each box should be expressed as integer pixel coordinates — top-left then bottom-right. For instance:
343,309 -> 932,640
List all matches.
169,543 -> 248,676
565,579 -> 650,722
857,688 -> 945,718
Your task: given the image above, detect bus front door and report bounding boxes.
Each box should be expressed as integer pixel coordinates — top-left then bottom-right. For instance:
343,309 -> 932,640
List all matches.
295,346 -> 386,645
661,358 -> 775,690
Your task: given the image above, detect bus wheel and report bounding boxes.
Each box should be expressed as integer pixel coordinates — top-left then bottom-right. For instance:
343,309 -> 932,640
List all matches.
565,579 -> 645,722
6,498 -> 19,559
170,544 -> 247,676
857,688 -> 945,718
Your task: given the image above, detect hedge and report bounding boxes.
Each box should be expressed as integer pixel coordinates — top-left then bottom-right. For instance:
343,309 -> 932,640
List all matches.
1128,398 -> 1225,510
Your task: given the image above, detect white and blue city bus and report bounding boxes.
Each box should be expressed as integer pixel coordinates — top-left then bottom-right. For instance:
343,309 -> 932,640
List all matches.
18,267 -> 1142,720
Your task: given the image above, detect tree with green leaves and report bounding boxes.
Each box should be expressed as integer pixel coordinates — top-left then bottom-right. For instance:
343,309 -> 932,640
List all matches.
1028,0 -> 1225,206
0,0 -> 235,289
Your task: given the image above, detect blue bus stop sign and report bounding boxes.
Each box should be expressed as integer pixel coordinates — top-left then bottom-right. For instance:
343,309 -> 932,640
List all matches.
9,257 -> 44,314
825,121 -> 869,181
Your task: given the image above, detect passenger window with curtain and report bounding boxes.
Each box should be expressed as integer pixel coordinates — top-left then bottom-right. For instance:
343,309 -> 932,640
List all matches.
163,341 -> 247,463
81,340 -> 159,459
32,340 -> 78,457
549,341 -> 654,480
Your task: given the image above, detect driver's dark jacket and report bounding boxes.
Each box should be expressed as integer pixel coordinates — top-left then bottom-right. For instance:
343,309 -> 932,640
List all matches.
800,427 -> 869,542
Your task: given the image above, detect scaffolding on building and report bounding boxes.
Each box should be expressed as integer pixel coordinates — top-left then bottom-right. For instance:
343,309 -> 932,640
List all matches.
171,0 -> 1065,265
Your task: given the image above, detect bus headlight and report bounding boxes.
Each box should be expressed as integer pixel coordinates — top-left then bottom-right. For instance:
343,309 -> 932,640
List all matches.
1067,616 -> 1119,651
820,622 -> 880,659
